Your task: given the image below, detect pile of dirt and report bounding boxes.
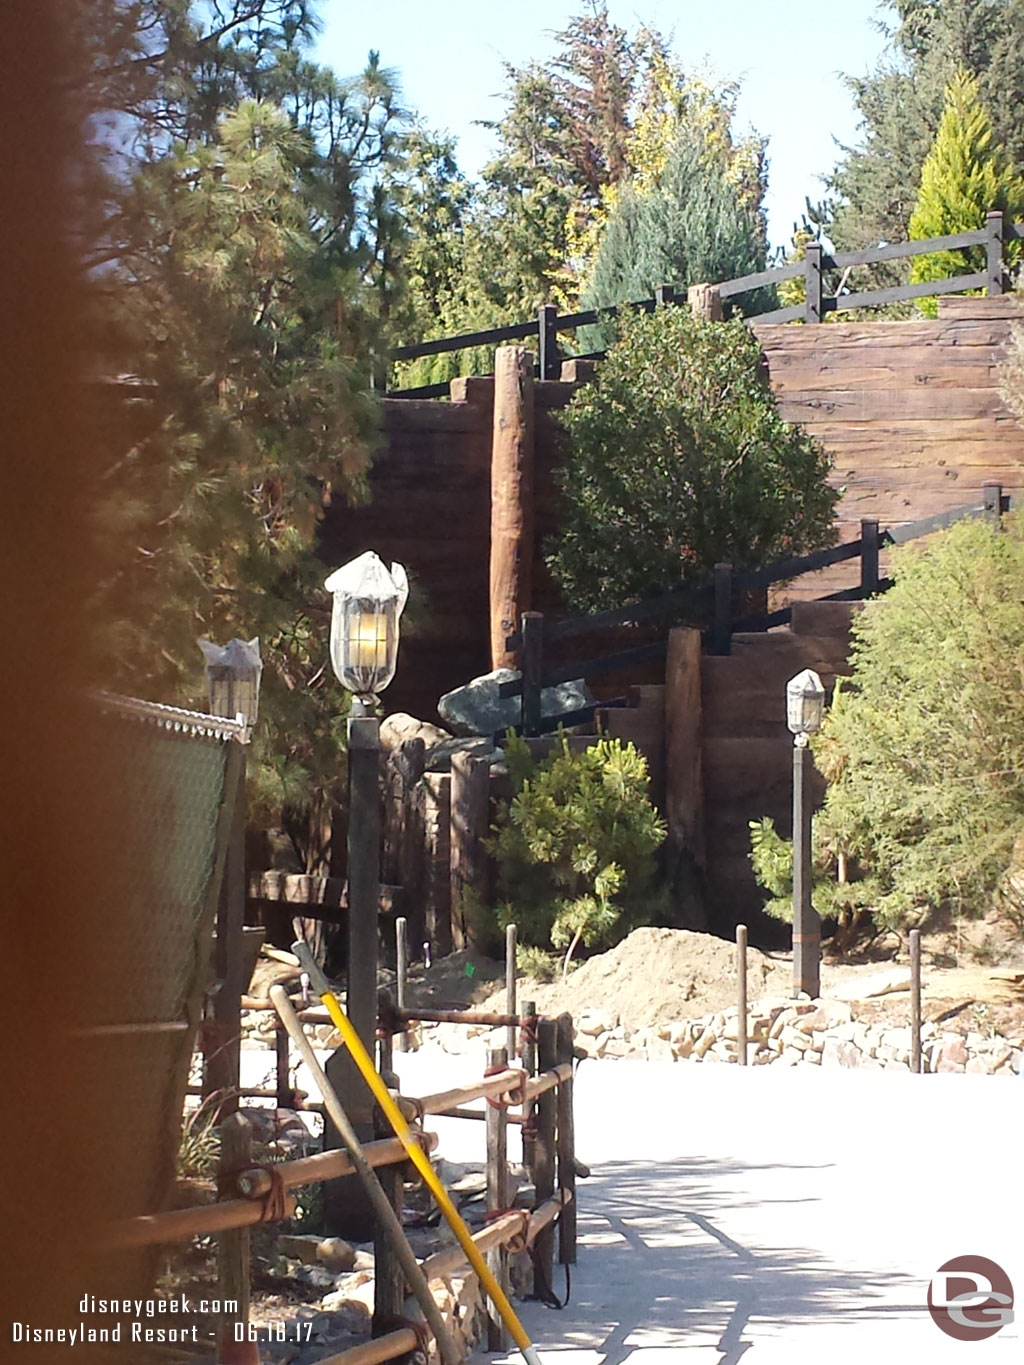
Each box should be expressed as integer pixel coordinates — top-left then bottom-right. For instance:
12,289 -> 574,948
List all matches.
484,927 -> 792,1031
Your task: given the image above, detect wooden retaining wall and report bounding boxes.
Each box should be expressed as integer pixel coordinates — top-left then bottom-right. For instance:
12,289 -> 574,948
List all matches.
318,296 -> 1024,722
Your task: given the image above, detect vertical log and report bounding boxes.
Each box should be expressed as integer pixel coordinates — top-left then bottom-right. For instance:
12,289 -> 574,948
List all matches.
538,303 -> 560,380
217,1112 -> 252,1359
687,282 -> 723,320
395,916 -> 409,1053
665,627 -> 706,931
910,929 -> 922,1075
713,562 -> 733,657
505,923 -> 518,1060
485,1046 -> 509,1351
450,752 -> 490,950
654,283 -> 676,307
489,346 -> 535,670
804,242 -> 823,323
983,481 -> 1004,526
533,1019 -> 558,1298
521,1001 -> 537,1180
986,211 -> 1006,296
555,1014 -> 576,1265
275,1022 -> 290,1107
860,518 -> 879,597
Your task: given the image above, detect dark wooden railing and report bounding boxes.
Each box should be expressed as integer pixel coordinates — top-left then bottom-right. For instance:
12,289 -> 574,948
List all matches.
388,211 -> 1023,399
493,484 -> 1013,738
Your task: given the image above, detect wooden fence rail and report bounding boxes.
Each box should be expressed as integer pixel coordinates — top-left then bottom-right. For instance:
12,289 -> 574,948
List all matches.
388,210 -> 1023,397
496,484 -> 1013,736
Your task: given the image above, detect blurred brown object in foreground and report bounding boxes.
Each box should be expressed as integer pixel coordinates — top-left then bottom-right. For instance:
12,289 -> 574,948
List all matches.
0,4 -> 143,1358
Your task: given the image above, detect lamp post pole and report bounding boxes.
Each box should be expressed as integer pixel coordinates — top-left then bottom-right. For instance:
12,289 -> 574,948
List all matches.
792,734 -> 820,999
324,696 -> 381,1239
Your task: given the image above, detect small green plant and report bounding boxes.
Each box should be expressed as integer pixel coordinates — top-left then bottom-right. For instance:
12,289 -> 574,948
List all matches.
177,1097 -> 222,1180
514,945 -> 566,983
748,814 -> 878,946
489,730 -> 666,977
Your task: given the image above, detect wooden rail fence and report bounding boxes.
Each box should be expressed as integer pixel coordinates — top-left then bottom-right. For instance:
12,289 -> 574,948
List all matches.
495,483 -> 1014,737
389,210 -> 1024,397
112,994 -> 578,1365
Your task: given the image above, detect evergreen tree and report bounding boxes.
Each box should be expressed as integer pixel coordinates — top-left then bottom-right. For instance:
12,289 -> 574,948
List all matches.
828,0 -> 1024,255
908,68 -> 1024,313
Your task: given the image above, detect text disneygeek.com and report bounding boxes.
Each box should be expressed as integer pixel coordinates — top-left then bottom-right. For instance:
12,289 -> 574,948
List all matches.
10,1296 -> 314,1346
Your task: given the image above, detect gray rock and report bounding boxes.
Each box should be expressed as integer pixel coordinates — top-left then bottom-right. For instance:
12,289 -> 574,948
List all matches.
438,668 -> 594,737
423,735 -> 501,772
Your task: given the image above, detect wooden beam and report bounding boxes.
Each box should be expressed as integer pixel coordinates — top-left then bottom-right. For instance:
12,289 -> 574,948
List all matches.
247,871 -> 401,917
489,346 -> 535,670
449,752 -> 490,950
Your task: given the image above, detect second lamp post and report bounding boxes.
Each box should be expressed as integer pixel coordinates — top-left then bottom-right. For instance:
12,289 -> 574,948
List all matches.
787,668 -> 826,1000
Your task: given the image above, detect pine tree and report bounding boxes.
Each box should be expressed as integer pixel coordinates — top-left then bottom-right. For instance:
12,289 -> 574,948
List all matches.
908,68 -> 1024,315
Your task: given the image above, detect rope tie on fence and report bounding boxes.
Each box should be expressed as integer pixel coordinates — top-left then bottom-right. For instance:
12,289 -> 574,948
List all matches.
483,1064 -> 528,1110
220,1164 -> 289,1223
483,1208 -> 531,1255
520,1109 -> 538,1144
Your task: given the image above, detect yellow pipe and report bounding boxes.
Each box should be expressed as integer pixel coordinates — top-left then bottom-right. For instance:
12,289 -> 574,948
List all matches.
292,941 -> 544,1365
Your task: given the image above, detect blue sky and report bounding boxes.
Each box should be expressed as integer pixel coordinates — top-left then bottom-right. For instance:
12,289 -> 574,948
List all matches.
315,0 -> 896,253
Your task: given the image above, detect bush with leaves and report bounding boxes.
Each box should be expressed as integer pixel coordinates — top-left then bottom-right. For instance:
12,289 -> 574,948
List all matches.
488,731 -> 665,976
548,306 -> 839,613
751,515 -> 1024,935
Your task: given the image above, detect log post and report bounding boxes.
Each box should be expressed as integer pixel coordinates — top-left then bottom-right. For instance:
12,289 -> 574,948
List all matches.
505,923 -> 517,1060
984,481 -> 1004,526
910,929 -> 922,1075
736,925 -> 748,1066
538,303 -> 560,380
665,627 -> 706,930
986,210 -> 1006,296
533,1019 -> 558,1298
804,242 -> 824,323
395,916 -> 409,1053
860,518 -> 880,597
713,561 -> 733,656
555,1013 -> 576,1265
217,1112 -> 252,1360
687,282 -> 723,320
521,1001 -> 537,1179
489,346 -> 535,670
449,752 -> 490,950
485,1046 -> 510,1350
275,1021 -> 291,1107
521,611 -> 544,737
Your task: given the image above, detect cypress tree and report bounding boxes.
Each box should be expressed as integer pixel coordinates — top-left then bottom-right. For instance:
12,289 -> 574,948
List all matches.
908,68 -> 1024,314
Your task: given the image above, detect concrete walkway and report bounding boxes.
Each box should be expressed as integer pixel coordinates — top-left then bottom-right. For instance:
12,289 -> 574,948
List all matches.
443,1060 -> 1024,1365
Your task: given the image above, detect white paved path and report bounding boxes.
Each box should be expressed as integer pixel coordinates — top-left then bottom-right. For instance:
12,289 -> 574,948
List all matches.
450,1061 -> 1022,1365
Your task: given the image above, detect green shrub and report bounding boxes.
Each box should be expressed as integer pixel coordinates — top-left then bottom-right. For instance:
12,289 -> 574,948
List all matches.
755,514 -> 1024,934
547,306 -> 839,613
489,731 -> 665,976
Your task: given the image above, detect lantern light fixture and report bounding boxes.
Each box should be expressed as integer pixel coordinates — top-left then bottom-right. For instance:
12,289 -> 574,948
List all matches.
198,636 -> 263,739
786,668 -> 826,744
325,551 -> 408,710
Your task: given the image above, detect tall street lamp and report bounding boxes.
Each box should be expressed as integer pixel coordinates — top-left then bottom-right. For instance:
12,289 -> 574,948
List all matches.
322,552 -> 407,1237
787,668 -> 826,999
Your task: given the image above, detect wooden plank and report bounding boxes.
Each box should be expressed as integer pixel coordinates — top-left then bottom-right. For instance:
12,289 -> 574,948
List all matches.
248,872 -> 400,915
776,388 -> 1006,421
770,364 -> 998,391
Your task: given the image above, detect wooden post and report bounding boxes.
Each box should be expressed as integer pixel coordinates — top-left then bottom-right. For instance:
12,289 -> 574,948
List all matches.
489,345 -> 535,670
521,1001 -> 537,1179
521,611 -> 544,736
655,283 -> 676,307
395,916 -> 408,1053
860,518 -> 879,597
372,1101 -> 405,1339
713,561 -> 733,657
986,211 -> 1006,296
275,1021 -> 291,1107
450,752 -> 490,950
983,481 -> 1004,526
485,1046 -> 509,1350
665,627 -> 706,930
538,303 -> 560,380
505,923 -> 517,1060
736,925 -> 748,1066
792,740 -> 820,999
207,742 -> 248,1117
910,928 -> 922,1075
804,242 -> 824,323
687,282 -> 723,320
555,1014 -> 577,1265
217,1112 -> 252,1360
534,1018 -> 558,1297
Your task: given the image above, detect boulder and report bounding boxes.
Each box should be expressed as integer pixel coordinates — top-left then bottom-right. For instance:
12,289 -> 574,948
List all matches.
380,712 -> 449,753
424,735 -> 502,772
438,669 -> 594,737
